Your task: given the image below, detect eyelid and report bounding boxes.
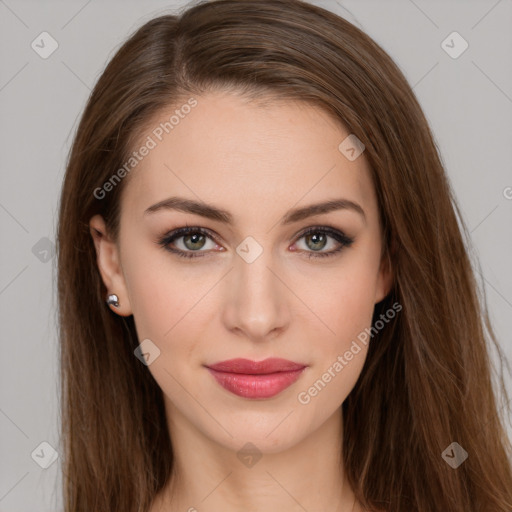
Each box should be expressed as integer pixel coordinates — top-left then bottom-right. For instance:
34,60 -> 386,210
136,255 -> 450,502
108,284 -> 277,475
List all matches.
294,223 -> 352,241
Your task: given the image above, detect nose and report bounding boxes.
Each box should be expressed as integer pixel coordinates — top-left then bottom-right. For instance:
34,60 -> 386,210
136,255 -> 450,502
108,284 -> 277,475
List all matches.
221,247 -> 291,342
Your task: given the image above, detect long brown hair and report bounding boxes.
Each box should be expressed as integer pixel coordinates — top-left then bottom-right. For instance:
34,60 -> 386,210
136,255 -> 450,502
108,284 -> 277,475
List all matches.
57,0 -> 512,510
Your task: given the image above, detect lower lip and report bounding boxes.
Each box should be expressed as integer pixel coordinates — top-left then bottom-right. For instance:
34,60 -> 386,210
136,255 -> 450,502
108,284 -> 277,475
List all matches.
207,367 -> 306,399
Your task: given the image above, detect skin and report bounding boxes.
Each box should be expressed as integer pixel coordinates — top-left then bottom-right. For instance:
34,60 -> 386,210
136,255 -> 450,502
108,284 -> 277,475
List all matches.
90,90 -> 392,512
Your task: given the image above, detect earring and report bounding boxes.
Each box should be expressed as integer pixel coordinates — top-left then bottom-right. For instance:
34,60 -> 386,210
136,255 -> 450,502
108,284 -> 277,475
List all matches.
106,293 -> 120,307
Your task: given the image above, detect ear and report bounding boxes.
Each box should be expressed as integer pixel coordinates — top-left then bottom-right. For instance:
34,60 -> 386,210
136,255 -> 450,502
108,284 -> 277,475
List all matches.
89,214 -> 133,317
374,244 -> 394,305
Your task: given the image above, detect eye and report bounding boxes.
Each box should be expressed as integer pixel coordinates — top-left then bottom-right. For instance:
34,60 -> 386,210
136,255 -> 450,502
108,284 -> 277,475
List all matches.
157,226 -> 221,259
157,225 -> 354,259
292,226 -> 354,259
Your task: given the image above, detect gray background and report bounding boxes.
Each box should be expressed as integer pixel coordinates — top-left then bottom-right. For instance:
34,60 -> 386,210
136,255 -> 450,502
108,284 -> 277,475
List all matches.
1,0 -> 511,510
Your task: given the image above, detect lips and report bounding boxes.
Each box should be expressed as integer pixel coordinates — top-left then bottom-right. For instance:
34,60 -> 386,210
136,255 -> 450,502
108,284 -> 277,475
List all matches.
207,357 -> 305,374
205,358 -> 307,399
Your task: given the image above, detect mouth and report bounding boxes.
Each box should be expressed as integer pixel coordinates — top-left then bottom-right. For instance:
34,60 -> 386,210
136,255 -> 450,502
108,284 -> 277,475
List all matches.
205,358 -> 307,399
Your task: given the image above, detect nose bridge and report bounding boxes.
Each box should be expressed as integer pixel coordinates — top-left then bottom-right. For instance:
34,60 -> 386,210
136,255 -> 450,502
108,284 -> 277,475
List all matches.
222,237 -> 289,340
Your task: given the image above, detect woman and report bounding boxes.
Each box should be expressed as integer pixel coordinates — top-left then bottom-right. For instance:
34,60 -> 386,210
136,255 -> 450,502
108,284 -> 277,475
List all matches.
57,0 -> 512,510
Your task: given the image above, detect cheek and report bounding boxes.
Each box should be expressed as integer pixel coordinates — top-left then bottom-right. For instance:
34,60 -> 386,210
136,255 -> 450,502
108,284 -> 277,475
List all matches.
311,282 -> 373,394
122,244 -> 198,341
319,254 -> 382,343
296,266 -> 377,413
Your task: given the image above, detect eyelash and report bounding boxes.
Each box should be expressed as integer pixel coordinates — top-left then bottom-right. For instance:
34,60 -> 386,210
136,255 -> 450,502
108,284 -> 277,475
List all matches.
157,225 -> 354,260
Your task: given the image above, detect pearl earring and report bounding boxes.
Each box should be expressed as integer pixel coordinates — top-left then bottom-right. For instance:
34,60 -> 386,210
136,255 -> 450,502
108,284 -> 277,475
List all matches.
106,293 -> 120,307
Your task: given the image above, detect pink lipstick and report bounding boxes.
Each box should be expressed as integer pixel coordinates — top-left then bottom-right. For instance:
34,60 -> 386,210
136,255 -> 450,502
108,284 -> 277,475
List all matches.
205,358 -> 307,399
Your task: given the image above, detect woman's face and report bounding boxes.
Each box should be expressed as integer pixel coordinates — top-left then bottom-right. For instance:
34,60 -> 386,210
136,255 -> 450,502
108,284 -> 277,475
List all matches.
90,90 -> 392,453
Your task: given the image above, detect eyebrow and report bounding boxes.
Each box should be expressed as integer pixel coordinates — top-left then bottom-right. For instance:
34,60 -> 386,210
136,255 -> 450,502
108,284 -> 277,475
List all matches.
144,196 -> 366,225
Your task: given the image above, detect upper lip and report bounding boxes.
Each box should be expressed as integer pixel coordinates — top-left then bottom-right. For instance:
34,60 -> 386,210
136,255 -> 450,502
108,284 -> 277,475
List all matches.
206,358 -> 306,375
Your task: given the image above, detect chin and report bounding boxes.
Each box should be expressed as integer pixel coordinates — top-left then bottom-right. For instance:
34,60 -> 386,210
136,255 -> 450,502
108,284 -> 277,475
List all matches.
208,412 -> 311,455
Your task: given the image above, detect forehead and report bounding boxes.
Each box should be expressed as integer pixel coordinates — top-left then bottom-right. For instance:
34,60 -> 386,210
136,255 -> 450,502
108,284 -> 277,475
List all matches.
120,91 -> 377,226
